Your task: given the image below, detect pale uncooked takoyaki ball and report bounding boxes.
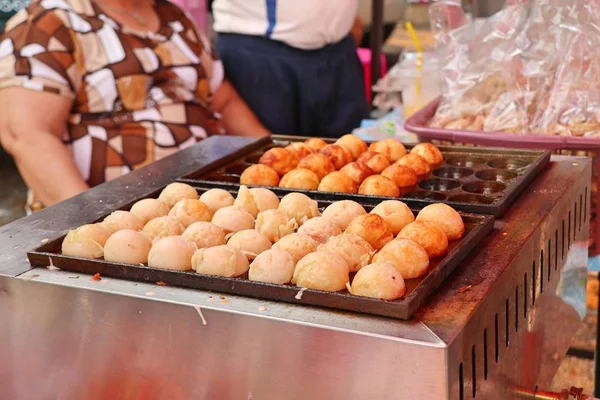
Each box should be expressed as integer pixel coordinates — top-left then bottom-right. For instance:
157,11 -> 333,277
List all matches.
249,248 -> 295,284
350,262 -> 406,300
339,161 -> 374,185
416,203 -> 464,240
191,245 -> 249,277
345,214 -> 394,250
298,153 -> 335,180
278,193 -> 320,225
322,200 -> 367,230
318,233 -> 374,272
272,233 -> 319,264
101,210 -> 144,234
234,186 -> 280,218
199,189 -> 235,215
411,143 -> 444,166
357,151 -> 391,174
233,185 -> 260,217
286,142 -> 314,160
320,144 -> 353,169
368,138 -> 407,162
370,200 -> 415,235
259,147 -> 299,176
240,164 -> 280,187
336,134 -> 368,159
211,206 -> 255,233
304,137 -> 328,152
168,199 -> 212,228
61,224 -> 111,259
255,209 -> 298,242
280,168 -> 320,190
182,221 -> 227,248
373,238 -> 429,279
397,153 -> 432,176
130,198 -> 170,225
104,229 -> 152,265
158,182 -> 198,208
148,236 -> 197,271
143,216 -> 185,239
358,175 -> 400,197
297,216 -> 342,244
318,172 -> 357,194
292,252 -> 350,292
227,229 -> 272,260
381,164 -> 418,188
398,221 -> 448,259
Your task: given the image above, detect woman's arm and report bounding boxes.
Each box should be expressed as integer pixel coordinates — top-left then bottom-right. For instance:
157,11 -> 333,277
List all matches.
0,88 -> 89,206
212,80 -> 271,137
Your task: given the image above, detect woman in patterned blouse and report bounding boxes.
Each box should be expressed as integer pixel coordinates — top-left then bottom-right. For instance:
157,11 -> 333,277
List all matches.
0,0 -> 270,209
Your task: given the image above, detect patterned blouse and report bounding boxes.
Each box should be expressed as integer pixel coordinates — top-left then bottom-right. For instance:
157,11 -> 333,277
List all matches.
0,0 -> 224,188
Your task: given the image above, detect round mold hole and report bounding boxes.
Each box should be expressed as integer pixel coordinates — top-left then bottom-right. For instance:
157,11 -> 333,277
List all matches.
463,181 -> 506,196
224,163 -> 248,175
487,158 -> 530,171
449,193 -> 494,204
433,167 -> 474,180
418,179 -> 461,191
446,156 -> 486,168
409,191 -> 448,201
245,153 -> 263,164
203,173 -> 239,183
475,169 -> 518,183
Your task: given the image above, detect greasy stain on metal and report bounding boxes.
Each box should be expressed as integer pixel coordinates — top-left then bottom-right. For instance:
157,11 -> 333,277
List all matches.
457,285 -> 473,294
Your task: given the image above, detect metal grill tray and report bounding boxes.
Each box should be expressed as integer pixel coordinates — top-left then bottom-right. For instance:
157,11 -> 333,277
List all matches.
27,185 -> 494,320
178,135 -> 550,218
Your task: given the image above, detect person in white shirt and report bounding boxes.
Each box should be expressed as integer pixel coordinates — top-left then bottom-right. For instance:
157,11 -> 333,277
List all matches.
213,0 -> 369,138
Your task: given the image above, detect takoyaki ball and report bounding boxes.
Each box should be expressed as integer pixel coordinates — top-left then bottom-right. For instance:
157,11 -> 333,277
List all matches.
285,142 -> 314,160
320,144 -> 353,170
255,209 -> 298,243
357,151 -> 391,174
240,164 -> 280,187
101,211 -> 144,234
336,134 -> 368,159
272,233 -> 319,264
61,224 -> 111,259
234,185 -> 280,218
227,229 -> 272,260
398,221 -> 448,259
104,229 -> 152,265
411,143 -> 444,166
297,216 -> 342,244
381,164 -> 418,188
416,203 -> 464,240
368,138 -> 407,162
148,236 -> 197,271
372,238 -> 429,279
199,189 -> 235,215
345,214 -> 394,251
278,193 -> 320,225
233,185 -> 260,217
280,168 -> 320,190
259,147 -> 299,176
130,198 -> 170,225
211,206 -> 255,234
191,245 -> 249,277
297,153 -> 336,180
318,172 -> 358,194
158,182 -> 199,208
358,175 -> 400,197
339,161 -> 374,185
249,248 -> 296,284
350,262 -> 406,300
370,200 -> 415,235
182,221 -> 227,249
322,200 -> 367,231
292,252 -> 350,292
168,199 -> 212,228
397,153 -> 431,176
318,233 -> 374,272
143,216 -> 185,239
304,138 -> 328,152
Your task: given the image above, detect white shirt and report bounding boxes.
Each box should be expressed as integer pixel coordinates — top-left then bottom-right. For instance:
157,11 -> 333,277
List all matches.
212,0 -> 358,50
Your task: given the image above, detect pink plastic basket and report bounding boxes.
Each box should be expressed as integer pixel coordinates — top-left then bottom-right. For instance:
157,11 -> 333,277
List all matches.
405,97 -> 600,256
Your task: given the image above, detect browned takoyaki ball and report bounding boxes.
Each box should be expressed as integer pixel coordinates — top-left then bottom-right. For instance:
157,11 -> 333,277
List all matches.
410,143 -> 444,166
285,142 -> 314,160
320,144 -> 353,170
339,161 -> 374,185
304,138 -> 328,152
358,175 -> 400,197
279,168 -> 320,190
297,153 -> 336,180
240,164 -> 280,187
259,147 -> 299,176
397,153 -> 432,176
357,151 -> 390,174
345,214 -> 394,251
381,164 -> 418,188
318,172 -> 358,194
336,134 -> 368,159
398,221 -> 448,259
368,139 -> 407,162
